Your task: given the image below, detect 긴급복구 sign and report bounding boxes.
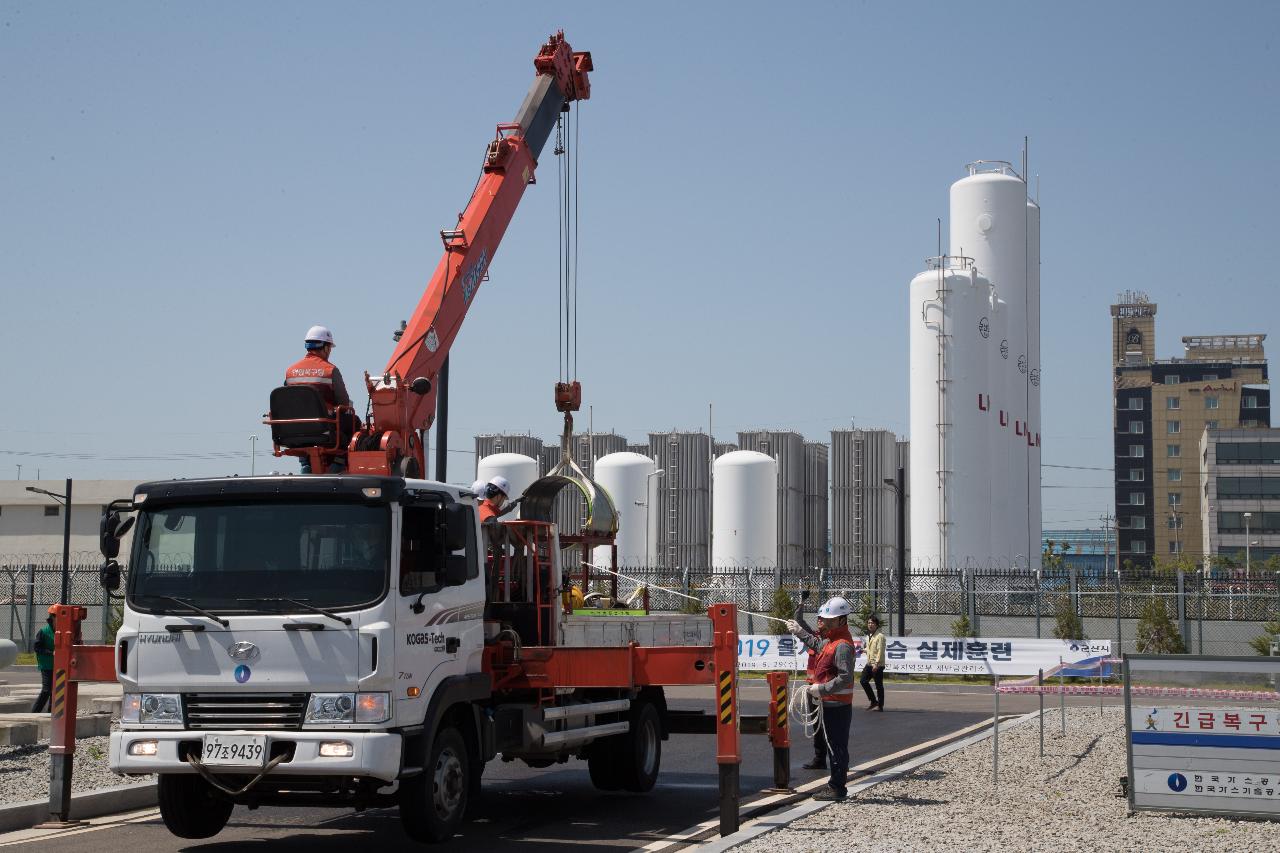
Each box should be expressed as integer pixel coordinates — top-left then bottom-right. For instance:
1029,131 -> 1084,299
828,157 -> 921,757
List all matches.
1127,655 -> 1280,820
736,634 -> 1110,675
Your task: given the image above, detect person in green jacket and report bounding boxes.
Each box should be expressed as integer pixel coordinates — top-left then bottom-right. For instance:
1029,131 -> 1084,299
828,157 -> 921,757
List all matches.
31,606 -> 56,713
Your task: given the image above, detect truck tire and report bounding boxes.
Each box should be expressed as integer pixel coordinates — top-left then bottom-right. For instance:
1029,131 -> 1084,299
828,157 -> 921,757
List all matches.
618,702 -> 662,792
400,726 -> 469,843
586,740 -> 623,791
157,773 -> 233,839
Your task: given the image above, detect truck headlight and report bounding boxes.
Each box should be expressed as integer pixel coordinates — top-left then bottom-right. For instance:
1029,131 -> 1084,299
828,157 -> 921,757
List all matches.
305,693 -> 355,724
355,692 -> 390,723
137,693 -> 182,724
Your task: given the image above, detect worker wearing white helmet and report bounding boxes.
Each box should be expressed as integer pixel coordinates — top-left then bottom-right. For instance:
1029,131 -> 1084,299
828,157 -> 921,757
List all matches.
285,326 -> 352,408
786,595 -> 857,801
284,325 -> 356,473
478,475 -> 522,523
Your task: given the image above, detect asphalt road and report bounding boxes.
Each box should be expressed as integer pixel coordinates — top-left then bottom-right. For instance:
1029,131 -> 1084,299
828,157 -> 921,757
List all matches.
13,683 -> 1118,852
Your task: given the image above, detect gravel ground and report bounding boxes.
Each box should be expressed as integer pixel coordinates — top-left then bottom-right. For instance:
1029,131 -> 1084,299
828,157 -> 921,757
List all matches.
732,707 -> 1280,852
0,733 -> 151,804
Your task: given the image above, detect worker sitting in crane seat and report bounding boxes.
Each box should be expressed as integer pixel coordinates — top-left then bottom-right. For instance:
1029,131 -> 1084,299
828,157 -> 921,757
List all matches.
478,476 -> 522,523
284,325 -> 360,473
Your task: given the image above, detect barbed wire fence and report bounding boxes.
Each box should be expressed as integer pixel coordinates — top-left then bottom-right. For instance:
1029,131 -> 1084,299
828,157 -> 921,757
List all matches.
2,553 -> 1276,657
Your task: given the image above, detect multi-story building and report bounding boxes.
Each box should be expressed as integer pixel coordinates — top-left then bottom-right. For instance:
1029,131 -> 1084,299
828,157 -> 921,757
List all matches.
0,480 -> 144,557
1200,427 -> 1280,567
1111,292 -> 1270,566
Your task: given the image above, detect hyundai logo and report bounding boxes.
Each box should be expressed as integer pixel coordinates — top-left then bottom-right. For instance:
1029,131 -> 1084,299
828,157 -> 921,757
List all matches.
226,641 -> 261,662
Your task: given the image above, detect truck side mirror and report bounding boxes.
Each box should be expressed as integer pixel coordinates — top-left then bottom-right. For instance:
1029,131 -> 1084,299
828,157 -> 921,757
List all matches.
100,559 -> 122,592
444,554 -> 468,586
99,512 -> 136,560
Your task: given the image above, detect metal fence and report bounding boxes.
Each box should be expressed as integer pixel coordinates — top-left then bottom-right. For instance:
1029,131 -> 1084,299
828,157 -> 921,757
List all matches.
613,565 -> 1280,657
0,552 -> 122,649
3,554 -> 1276,658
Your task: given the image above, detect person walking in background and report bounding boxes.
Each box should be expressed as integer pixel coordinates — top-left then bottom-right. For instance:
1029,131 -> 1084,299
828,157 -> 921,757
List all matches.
787,596 -> 856,801
861,615 -> 886,711
31,606 -> 56,713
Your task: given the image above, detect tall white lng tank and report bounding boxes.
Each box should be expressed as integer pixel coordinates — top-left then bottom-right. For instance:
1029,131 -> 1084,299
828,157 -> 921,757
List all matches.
1026,198 -> 1042,569
476,453 -> 538,518
951,163 -> 1027,568
712,451 -> 778,571
591,452 -> 657,567
908,259 -> 992,569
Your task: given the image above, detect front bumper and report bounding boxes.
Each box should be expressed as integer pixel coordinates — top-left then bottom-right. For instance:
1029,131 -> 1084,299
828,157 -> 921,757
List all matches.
110,730 -> 403,783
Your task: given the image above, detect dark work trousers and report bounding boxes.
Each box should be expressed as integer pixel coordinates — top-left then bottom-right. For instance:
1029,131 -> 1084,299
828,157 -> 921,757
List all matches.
861,664 -> 885,708
31,669 -> 53,713
819,702 -> 852,793
812,715 -> 828,763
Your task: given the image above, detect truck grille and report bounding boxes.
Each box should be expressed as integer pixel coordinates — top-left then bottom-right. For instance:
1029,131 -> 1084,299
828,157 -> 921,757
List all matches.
183,693 -> 308,730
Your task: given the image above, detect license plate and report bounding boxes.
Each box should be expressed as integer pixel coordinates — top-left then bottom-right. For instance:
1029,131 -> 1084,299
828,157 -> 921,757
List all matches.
202,734 -> 267,768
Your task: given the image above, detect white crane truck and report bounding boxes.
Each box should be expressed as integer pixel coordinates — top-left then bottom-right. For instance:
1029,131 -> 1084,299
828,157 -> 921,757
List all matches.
101,475 -> 734,844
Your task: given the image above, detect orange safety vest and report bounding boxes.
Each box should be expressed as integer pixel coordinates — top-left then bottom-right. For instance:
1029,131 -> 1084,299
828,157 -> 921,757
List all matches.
285,353 -> 339,407
809,627 -> 856,705
478,501 -> 499,523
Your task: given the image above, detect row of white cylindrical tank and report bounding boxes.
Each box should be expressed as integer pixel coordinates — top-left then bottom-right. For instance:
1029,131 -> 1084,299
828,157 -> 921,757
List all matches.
908,161 -> 1042,569
475,449 -> 780,569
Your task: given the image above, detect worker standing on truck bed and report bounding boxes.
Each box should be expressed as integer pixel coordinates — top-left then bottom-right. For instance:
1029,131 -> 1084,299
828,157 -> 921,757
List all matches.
788,596 -> 856,801
479,476 -> 521,522
284,325 -> 357,473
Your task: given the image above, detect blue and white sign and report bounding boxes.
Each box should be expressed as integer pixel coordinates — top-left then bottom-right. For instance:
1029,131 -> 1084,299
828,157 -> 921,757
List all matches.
1127,655 -> 1280,819
736,635 -> 1109,676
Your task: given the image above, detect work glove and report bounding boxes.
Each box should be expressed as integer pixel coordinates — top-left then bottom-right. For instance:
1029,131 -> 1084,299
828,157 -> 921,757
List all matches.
785,619 -> 802,635
806,683 -> 822,701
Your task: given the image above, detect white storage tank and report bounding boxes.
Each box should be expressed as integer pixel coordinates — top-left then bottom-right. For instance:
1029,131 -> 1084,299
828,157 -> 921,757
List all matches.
952,163 -> 1028,568
475,453 -> 539,518
1026,198 -> 1042,570
712,451 -> 777,571
908,258 -> 991,570
591,452 -> 658,568
986,295 -> 1014,567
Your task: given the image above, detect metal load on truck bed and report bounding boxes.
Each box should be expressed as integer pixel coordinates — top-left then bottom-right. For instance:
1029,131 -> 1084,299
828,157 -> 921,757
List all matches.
558,614 -> 712,647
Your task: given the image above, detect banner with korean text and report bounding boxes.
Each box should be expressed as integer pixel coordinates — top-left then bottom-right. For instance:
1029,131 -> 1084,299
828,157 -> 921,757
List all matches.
737,634 -> 1110,675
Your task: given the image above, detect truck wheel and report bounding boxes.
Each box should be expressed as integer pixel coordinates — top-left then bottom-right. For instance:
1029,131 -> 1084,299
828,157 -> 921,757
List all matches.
400,726 -> 469,843
587,739 -> 623,791
157,773 -> 233,839
619,702 -> 662,792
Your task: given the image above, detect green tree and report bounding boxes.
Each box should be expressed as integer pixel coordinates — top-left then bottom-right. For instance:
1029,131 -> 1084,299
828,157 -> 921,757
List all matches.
679,584 -> 704,615
1250,610 -> 1280,656
951,613 -> 973,638
1053,593 -> 1086,641
1135,596 -> 1186,654
769,586 -> 797,624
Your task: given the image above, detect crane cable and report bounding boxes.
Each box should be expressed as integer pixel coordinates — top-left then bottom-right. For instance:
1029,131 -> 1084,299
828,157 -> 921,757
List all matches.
554,103 -> 582,384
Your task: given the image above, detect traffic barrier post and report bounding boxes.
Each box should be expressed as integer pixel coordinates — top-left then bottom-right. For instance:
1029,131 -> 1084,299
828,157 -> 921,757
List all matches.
710,603 -> 740,837
765,671 -> 792,792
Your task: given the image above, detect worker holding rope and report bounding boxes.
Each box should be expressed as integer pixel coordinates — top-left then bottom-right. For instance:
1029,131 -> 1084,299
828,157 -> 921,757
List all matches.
787,596 -> 857,802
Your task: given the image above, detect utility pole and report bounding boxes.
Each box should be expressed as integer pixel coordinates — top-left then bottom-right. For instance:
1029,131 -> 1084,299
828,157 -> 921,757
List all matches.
884,466 -> 906,636
1099,513 -> 1115,574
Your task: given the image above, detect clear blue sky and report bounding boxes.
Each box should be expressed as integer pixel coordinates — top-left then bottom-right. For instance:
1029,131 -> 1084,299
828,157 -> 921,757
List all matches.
2,2 -> 1277,529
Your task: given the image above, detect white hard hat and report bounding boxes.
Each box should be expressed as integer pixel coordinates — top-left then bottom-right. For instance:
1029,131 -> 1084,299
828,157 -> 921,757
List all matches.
487,475 -> 511,497
818,596 -> 853,619
470,479 -> 486,495
305,325 -> 335,346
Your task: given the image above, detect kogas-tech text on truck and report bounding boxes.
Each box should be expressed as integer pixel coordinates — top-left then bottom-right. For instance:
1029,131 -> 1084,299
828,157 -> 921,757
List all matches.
102,475 -> 732,843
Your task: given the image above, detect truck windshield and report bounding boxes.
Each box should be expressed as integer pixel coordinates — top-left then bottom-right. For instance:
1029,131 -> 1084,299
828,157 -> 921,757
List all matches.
128,501 -> 389,614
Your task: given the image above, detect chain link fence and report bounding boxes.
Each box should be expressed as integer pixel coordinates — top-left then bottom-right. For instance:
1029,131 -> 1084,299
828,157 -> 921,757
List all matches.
612,565 -> 1280,656
0,553 -> 123,648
